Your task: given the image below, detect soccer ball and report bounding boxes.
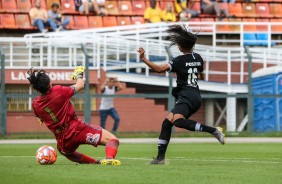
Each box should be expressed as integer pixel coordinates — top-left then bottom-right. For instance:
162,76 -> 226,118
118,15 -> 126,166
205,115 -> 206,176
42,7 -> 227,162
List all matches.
36,145 -> 57,165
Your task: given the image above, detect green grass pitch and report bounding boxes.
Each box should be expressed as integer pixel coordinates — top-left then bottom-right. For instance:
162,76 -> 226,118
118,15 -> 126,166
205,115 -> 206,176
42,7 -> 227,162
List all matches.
0,143 -> 282,184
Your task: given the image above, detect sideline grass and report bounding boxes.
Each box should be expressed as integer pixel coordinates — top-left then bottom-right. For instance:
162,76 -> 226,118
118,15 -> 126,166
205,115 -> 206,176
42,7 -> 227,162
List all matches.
0,143 -> 282,184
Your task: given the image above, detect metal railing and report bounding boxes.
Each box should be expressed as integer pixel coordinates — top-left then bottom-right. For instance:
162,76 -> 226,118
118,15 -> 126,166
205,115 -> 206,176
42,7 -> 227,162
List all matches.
1,22 -> 282,85
24,21 -> 282,47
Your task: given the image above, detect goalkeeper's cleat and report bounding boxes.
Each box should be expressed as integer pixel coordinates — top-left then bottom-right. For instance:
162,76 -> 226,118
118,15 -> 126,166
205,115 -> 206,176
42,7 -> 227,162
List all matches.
213,127 -> 226,145
150,157 -> 165,165
100,159 -> 121,166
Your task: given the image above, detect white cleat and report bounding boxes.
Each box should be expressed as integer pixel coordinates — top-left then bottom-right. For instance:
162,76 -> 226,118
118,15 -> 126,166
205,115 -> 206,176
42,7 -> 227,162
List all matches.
213,127 -> 226,145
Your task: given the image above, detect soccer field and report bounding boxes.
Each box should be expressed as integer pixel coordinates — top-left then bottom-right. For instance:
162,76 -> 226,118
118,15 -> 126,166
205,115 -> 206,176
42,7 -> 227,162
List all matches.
0,143 -> 282,184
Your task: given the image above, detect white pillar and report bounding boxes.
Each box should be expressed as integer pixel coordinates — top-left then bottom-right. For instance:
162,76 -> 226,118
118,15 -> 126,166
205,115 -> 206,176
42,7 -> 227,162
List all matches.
205,99 -> 214,127
226,96 -> 237,132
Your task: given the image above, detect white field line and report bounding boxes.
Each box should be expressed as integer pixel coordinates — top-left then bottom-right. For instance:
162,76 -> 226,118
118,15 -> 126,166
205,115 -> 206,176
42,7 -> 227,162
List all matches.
0,138 -> 282,144
0,156 -> 281,164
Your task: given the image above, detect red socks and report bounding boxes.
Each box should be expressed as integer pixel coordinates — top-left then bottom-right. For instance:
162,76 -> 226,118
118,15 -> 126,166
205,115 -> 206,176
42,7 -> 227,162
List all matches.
66,151 -> 97,164
105,139 -> 119,159
65,139 -> 119,163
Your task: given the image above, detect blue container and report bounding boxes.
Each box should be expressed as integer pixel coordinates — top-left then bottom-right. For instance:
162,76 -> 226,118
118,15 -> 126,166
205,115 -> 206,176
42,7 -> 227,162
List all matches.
252,67 -> 282,132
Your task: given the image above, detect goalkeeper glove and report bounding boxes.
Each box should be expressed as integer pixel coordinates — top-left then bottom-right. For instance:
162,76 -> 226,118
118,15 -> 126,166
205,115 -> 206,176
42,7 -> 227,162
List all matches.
70,66 -> 85,80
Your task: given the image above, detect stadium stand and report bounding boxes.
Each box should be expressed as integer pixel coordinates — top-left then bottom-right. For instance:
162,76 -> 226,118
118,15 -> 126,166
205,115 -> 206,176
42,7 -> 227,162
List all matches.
61,0 -> 77,14
17,0 -> 32,13
118,1 -> 133,15
104,0 -> 119,15
117,16 -> 132,26
131,16 -> 145,24
88,16 -> 103,28
132,0 -> 146,15
2,0 -> 17,13
15,14 -> 33,29
73,15 -> 89,29
269,3 -> 282,18
242,3 -> 257,18
271,18 -> 282,33
228,3 -> 244,17
1,14 -> 17,29
103,16 -> 118,27
0,0 -> 280,35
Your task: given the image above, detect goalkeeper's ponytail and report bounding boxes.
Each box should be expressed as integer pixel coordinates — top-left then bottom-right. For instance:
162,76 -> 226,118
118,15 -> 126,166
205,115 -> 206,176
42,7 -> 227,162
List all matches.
27,68 -> 51,94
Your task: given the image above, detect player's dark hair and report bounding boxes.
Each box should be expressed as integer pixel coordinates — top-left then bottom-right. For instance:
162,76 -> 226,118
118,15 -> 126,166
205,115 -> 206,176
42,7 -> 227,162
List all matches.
166,24 -> 198,50
27,68 -> 51,94
109,78 -> 115,82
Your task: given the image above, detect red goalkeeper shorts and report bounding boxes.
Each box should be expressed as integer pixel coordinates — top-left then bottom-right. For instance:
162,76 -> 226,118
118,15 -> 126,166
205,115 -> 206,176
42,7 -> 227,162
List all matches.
56,120 -> 103,155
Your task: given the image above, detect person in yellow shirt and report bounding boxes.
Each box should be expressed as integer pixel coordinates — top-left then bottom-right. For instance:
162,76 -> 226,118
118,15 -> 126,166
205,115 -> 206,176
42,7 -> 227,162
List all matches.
144,0 -> 162,23
29,0 -> 57,33
174,0 -> 199,21
161,3 -> 176,22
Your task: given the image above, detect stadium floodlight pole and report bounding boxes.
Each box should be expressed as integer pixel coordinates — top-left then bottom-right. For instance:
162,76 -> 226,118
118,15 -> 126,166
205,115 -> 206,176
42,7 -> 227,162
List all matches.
244,46 -> 254,133
0,47 -> 6,136
81,44 -> 91,124
165,46 -> 174,111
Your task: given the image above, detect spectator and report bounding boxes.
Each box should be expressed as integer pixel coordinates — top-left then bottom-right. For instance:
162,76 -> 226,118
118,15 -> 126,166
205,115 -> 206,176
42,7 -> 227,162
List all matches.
96,0 -> 108,15
99,78 -> 122,133
174,0 -> 199,21
29,0 -> 57,33
201,0 -> 229,20
144,0 -> 162,23
223,0 -> 235,3
78,0 -> 103,15
161,3 -> 177,22
48,3 -> 70,31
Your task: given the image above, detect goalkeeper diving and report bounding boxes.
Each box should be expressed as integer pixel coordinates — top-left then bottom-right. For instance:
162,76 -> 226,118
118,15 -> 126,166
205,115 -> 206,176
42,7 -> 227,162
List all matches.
27,66 -> 121,165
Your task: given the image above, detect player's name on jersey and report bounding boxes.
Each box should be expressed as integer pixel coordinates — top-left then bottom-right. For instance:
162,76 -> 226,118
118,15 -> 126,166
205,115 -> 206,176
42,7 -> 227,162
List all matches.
186,62 -> 201,67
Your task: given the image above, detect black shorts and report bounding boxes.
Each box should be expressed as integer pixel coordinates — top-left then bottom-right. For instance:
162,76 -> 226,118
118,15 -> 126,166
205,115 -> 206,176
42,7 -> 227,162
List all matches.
171,87 -> 202,119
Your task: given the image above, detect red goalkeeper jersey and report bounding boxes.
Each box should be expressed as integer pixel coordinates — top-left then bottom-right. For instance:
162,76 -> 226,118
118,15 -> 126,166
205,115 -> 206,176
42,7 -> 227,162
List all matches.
32,85 -> 79,136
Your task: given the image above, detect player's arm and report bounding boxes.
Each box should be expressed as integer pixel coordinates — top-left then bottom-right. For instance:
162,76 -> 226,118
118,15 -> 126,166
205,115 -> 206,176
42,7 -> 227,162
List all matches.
70,66 -> 85,93
198,73 -> 205,80
137,48 -> 170,73
72,78 -> 84,93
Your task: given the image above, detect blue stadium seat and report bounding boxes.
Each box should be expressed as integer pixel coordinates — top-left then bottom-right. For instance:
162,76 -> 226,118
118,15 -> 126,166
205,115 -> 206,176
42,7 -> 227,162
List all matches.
243,33 -> 258,46
256,33 -> 276,46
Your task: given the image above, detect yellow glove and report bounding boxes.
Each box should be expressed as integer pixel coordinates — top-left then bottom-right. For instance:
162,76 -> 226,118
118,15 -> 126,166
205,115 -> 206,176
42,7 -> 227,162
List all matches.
70,66 -> 85,80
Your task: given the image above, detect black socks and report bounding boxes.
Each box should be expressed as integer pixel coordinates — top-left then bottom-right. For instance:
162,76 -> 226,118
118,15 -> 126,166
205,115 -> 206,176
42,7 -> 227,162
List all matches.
157,118 -> 216,160
174,118 -> 216,134
157,119 -> 173,159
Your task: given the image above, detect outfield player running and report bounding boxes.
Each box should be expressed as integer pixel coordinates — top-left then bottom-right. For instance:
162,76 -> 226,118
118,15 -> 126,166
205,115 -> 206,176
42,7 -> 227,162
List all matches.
27,66 -> 121,165
137,24 -> 225,164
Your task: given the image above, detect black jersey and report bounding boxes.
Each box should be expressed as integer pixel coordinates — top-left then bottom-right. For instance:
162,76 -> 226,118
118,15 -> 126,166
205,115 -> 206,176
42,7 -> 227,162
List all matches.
168,52 -> 204,88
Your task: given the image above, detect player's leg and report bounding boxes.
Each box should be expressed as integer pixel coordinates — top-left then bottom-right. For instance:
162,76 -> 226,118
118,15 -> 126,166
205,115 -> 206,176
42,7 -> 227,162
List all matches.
172,103 -> 225,144
57,142 -> 99,164
79,123 -> 121,165
109,108 -> 120,132
150,112 -> 174,164
100,109 -> 108,129
97,129 -> 121,165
